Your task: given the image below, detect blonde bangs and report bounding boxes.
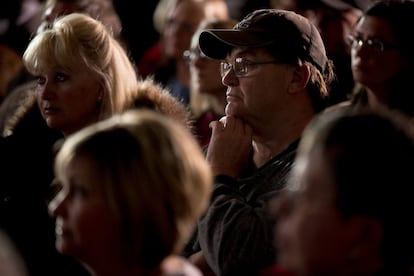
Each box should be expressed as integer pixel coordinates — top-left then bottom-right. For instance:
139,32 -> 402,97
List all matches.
23,29 -> 83,75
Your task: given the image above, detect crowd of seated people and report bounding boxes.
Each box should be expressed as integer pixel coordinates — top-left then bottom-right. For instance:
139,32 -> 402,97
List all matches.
1,1 -> 414,276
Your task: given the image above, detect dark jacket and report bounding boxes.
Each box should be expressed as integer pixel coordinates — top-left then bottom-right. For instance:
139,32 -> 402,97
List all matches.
184,140 -> 299,276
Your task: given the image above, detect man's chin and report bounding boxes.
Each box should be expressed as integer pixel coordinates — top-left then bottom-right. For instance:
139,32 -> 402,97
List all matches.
225,104 -> 239,117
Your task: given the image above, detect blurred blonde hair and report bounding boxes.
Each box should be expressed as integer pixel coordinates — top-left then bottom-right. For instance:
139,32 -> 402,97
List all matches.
54,109 -> 212,268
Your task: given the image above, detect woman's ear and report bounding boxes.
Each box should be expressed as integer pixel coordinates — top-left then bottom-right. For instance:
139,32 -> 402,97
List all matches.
287,64 -> 311,94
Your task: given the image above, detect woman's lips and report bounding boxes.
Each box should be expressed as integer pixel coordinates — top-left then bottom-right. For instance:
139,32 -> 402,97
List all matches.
43,107 -> 60,115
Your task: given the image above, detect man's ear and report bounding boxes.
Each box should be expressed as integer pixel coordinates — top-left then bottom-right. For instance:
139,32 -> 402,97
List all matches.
287,64 -> 311,94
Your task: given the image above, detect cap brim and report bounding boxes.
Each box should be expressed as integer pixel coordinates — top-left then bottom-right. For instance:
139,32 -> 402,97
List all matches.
199,29 -> 273,59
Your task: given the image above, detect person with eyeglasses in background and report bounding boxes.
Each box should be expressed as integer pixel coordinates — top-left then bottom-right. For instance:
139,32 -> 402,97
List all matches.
140,0 -> 229,107
182,8 -> 336,276
341,0 -> 414,117
184,18 -> 237,147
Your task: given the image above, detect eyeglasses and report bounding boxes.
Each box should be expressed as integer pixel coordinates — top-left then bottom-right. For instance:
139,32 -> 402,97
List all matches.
183,48 -> 207,63
347,34 -> 399,52
220,57 -> 280,78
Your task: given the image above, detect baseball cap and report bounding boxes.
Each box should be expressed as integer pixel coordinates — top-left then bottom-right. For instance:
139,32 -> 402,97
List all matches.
198,9 -> 328,71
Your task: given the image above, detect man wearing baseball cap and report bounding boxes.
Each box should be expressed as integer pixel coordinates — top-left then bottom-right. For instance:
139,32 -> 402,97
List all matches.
183,8 -> 335,276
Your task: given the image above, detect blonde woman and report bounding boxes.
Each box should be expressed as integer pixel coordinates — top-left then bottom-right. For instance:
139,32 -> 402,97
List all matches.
0,13 -> 156,276
23,13 -> 138,136
0,0 -> 124,135
49,110 -> 212,276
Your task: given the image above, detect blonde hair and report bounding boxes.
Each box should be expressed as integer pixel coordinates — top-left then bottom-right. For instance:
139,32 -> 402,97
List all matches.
54,109 -> 212,268
23,13 -> 138,120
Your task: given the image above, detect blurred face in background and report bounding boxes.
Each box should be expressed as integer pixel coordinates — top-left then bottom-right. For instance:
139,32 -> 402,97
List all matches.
187,18 -> 234,96
305,5 -> 361,56
274,147 -> 364,276
48,154 -> 120,264
37,1 -> 75,33
187,44 -> 224,96
163,0 -> 205,59
350,15 -> 402,89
